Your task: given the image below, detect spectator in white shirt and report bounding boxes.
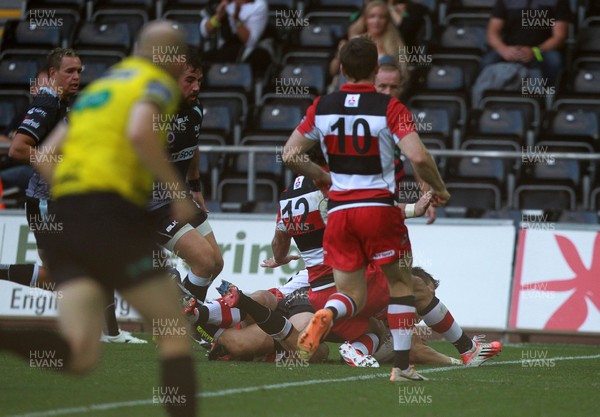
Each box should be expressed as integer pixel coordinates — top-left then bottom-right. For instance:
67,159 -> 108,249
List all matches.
201,0 -> 269,70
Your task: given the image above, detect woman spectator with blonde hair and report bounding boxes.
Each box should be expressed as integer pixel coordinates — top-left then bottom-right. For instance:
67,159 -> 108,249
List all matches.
329,0 -> 409,96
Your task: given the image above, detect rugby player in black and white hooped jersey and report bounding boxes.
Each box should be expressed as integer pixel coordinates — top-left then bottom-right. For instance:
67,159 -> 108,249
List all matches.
150,49 -> 224,302
8,48 -> 80,291
5,49 -> 146,344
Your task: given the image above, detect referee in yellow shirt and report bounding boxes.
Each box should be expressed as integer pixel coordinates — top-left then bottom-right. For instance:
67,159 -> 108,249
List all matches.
1,21 -> 199,417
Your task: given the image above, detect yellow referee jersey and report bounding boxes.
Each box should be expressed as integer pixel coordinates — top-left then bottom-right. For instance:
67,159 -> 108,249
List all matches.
52,57 -> 180,206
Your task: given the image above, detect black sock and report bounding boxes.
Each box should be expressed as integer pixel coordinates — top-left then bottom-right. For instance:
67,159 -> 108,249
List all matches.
0,329 -> 71,371
238,292 -> 288,336
0,264 -> 36,286
160,355 -> 197,417
195,305 -> 210,326
183,277 -> 209,302
103,290 -> 120,336
453,332 -> 475,354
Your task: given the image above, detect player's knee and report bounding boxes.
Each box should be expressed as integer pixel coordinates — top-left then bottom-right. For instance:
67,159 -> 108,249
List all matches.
251,290 -> 276,309
212,253 -> 224,278
412,276 -> 432,311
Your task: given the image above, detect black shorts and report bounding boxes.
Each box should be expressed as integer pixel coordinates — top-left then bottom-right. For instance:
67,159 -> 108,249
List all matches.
151,203 -> 208,247
276,287 -> 314,318
25,196 -> 60,250
45,193 -> 164,290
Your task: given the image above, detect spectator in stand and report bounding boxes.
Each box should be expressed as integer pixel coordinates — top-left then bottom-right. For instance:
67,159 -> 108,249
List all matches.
200,0 -> 269,73
482,0 -> 571,86
349,0 -> 426,47
330,0 -> 409,96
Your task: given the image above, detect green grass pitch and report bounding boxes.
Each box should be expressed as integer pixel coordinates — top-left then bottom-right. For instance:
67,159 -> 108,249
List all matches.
1,337 -> 599,417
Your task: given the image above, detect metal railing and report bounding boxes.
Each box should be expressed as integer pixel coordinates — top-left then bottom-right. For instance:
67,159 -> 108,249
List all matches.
198,145 -> 600,201
3,143 -> 599,203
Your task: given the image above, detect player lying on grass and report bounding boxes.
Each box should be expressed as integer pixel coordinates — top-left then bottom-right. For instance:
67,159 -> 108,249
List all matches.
265,154 -> 501,367
182,269 -> 329,363
374,267 -> 502,366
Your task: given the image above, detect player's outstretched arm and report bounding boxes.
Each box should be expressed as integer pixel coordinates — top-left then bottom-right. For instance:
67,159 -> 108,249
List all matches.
261,229 -> 299,268
398,132 -> 450,207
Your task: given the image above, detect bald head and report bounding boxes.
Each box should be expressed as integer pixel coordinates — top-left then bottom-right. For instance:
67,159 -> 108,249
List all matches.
134,20 -> 188,78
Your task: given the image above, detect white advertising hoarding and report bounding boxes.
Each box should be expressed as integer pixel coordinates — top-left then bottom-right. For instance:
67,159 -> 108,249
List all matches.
0,211 -> 515,329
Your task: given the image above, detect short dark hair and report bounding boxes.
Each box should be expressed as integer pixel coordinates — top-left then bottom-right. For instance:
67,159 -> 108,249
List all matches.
339,36 -> 378,81
412,266 -> 440,289
47,48 -> 78,72
185,46 -> 203,73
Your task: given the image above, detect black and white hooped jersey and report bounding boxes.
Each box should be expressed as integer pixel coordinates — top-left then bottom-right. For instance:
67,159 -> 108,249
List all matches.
276,175 -> 332,284
149,102 -> 203,210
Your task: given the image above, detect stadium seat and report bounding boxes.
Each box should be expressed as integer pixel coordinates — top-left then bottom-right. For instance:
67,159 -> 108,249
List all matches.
277,63 -> 327,96
445,182 -> 502,214
549,109 -> 599,141
456,0 -> 496,8
75,22 -> 131,52
253,95 -> 311,132
591,186 -> 600,211
425,65 -> 464,91
298,24 -> 336,48
201,103 -> 233,137
308,0 -> 362,12
95,0 -> 154,10
0,54 -> 41,89
78,51 -> 124,87
304,12 -> 352,41
440,24 -> 487,52
281,51 -> 332,82
407,94 -> 467,147
479,95 -> 541,143
93,9 -> 148,44
14,20 -> 61,48
430,54 -> 481,88
476,108 -> 527,142
198,133 -> 225,200
205,63 -> 253,95
406,106 -> 453,148
513,184 -> 577,211
233,137 -> 286,182
199,92 -> 248,144
163,10 -> 204,48
558,210 -> 599,224
28,0 -> 86,10
218,178 -> 279,212
0,90 -> 30,132
552,97 -> 600,126
573,68 -> 600,94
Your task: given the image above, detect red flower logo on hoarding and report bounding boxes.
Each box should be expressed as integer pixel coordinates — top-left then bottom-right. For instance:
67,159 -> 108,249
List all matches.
520,233 -> 600,330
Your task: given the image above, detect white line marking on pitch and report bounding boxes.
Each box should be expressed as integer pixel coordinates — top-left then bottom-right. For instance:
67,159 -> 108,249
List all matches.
5,354 -> 600,417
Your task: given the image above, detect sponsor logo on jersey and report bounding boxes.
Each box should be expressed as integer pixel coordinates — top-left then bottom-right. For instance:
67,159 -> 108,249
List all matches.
22,118 -> 41,129
344,94 -> 360,108
373,249 -> 395,260
293,176 -> 304,190
166,220 -> 178,233
27,107 -> 48,117
170,146 -> 196,162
